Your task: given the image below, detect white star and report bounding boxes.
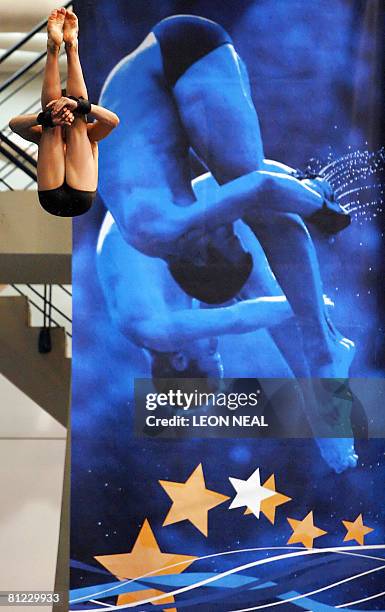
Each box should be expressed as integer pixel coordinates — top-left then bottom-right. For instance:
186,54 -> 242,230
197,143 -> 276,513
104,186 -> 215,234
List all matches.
229,468 -> 276,518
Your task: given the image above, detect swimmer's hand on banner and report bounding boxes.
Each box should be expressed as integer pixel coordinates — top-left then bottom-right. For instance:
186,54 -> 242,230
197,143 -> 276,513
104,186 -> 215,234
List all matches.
292,170 -> 351,234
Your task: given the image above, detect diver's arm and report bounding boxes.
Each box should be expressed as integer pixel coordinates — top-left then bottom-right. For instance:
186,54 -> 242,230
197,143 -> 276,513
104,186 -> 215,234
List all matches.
262,159 -> 296,174
48,96 -> 119,141
135,296 -> 291,352
179,169 -> 323,235
8,114 -> 42,144
122,170 -> 322,258
87,104 -> 120,141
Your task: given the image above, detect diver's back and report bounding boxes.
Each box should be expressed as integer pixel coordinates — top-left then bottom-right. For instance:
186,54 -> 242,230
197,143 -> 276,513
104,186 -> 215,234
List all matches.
99,34 -> 191,199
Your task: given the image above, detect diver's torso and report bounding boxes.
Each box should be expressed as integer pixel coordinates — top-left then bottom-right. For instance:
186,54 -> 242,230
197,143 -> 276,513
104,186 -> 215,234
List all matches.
98,34 -> 252,303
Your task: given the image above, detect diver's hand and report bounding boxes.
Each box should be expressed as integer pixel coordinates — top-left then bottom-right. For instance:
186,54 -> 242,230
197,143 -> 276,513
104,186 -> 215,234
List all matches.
46,99 -> 75,126
316,438 -> 358,474
303,176 -> 335,201
51,110 -> 74,126
47,96 -> 78,115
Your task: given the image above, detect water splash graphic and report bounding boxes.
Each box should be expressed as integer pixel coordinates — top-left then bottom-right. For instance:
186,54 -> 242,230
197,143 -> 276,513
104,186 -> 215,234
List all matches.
306,148 -> 385,224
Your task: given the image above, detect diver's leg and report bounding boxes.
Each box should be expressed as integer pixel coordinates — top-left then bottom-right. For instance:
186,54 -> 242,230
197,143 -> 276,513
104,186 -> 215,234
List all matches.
249,212 -> 354,377
174,44 -> 264,183
63,10 -> 96,191
41,9 -> 65,108
63,9 -> 87,99
174,39 -> 352,377
234,220 -> 302,376
164,20 -> 356,471
174,43 -> 349,229
255,212 -> 357,473
37,8 -> 66,190
37,128 -> 65,190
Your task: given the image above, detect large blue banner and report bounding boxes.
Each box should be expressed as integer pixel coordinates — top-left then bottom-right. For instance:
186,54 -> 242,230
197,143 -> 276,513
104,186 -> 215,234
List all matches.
71,2 -> 385,609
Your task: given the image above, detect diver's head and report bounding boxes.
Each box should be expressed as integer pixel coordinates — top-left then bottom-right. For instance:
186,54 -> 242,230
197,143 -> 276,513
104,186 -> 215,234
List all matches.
150,337 -> 223,390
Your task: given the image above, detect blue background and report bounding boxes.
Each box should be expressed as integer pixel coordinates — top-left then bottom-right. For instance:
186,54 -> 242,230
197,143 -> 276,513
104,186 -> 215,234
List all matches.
71,1 -> 385,609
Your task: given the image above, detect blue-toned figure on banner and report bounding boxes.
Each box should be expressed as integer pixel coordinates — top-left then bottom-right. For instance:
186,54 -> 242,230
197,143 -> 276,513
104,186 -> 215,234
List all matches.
97,16 -> 358,472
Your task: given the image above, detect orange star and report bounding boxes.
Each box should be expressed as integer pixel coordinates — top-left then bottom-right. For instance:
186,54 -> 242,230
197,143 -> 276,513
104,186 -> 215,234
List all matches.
244,474 -> 291,524
342,514 -> 374,545
287,511 -> 327,548
95,519 -> 197,611
159,463 -> 230,536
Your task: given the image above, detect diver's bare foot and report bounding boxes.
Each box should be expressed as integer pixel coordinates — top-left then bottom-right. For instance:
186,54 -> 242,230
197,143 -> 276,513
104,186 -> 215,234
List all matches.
309,332 -> 355,379
317,338 -> 355,378
47,8 -> 65,50
316,438 -> 358,474
312,377 -> 358,473
63,8 -> 78,46
324,308 -> 355,349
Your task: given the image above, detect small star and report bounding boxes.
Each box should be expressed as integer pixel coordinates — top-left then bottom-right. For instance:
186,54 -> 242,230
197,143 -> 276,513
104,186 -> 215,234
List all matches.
287,511 -> 327,548
229,467 -> 276,518
159,464 -> 229,536
342,514 -> 374,545
244,474 -> 292,524
95,519 -> 196,610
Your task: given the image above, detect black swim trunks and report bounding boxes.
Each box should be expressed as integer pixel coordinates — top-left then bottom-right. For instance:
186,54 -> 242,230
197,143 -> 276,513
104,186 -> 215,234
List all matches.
168,225 -> 253,304
38,180 -> 96,217
153,15 -> 233,88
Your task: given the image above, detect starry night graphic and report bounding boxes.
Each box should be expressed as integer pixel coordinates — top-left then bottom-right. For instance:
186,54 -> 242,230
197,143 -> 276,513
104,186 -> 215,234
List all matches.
70,453 -> 385,610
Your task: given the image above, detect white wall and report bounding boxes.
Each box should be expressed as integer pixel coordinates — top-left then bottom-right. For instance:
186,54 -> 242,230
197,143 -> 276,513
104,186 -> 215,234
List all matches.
1,0 -> 63,33
0,375 -> 66,610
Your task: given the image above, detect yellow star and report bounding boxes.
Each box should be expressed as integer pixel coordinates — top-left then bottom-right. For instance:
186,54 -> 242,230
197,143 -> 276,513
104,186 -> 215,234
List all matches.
159,463 -> 230,536
244,474 -> 292,524
343,514 -> 374,545
95,519 -> 197,611
287,511 -> 327,548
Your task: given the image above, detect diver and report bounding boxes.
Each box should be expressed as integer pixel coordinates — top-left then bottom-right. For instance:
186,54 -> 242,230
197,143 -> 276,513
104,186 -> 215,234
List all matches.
97,210 -> 292,382
97,15 -> 356,472
9,7 -> 119,217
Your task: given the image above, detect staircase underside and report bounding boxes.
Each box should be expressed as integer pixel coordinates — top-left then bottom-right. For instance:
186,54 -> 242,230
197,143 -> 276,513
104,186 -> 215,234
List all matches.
0,296 -> 70,426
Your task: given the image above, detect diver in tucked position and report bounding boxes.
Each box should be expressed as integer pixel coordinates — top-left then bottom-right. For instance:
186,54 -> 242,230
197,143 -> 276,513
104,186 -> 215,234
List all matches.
98,16 -> 356,472
9,8 -> 119,217
97,210 -> 291,380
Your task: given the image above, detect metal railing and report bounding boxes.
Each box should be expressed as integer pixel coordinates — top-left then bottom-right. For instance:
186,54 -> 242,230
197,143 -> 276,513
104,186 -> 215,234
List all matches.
11,284 -> 72,333
9,284 -> 72,355
0,135 -> 37,181
0,92 -> 42,190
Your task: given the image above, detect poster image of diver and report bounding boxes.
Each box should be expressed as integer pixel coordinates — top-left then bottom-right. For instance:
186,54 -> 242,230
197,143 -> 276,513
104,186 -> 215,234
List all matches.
70,2 -> 385,610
